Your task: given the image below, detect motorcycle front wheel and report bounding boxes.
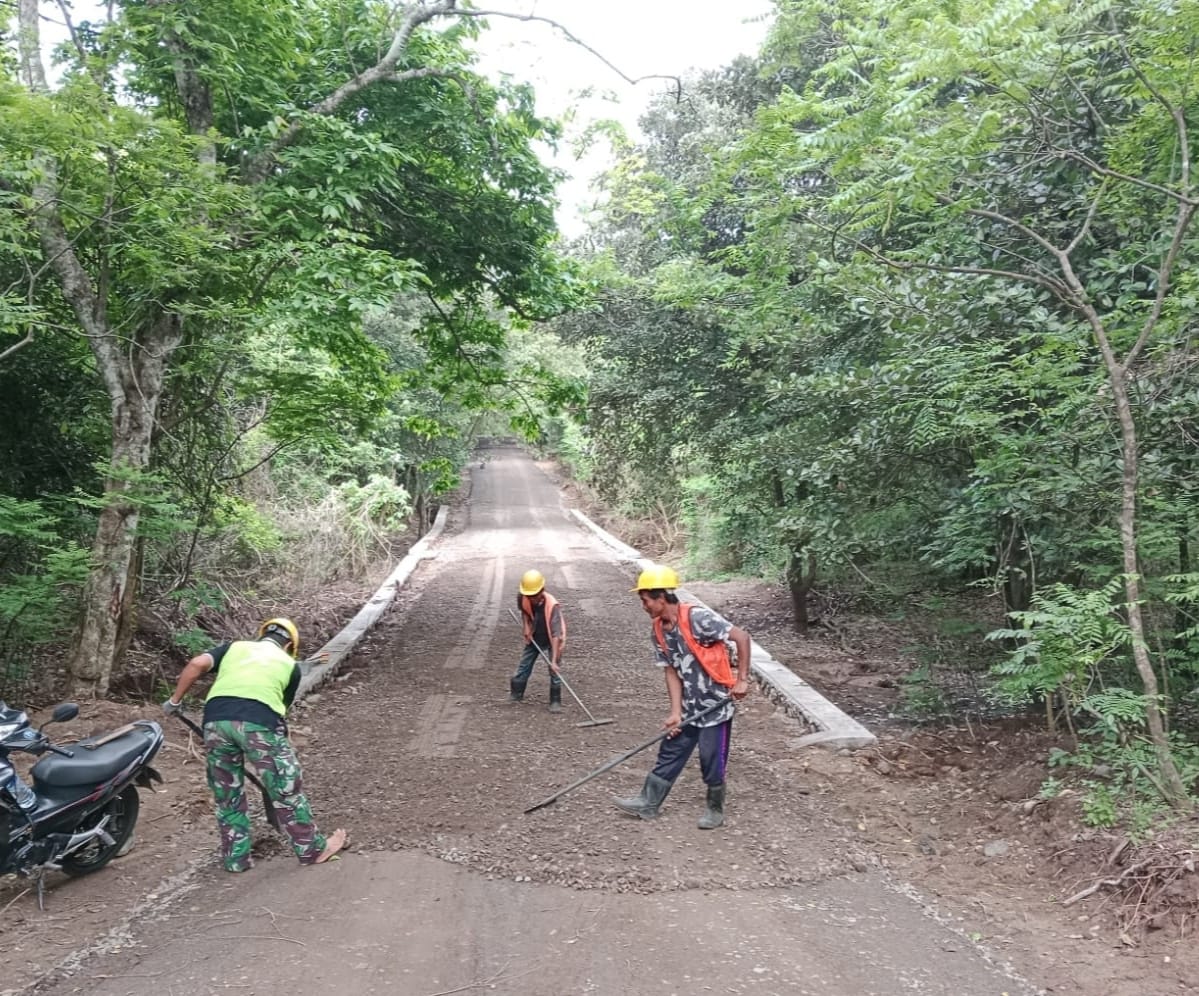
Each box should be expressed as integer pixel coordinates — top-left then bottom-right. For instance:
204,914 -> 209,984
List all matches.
60,784 -> 139,877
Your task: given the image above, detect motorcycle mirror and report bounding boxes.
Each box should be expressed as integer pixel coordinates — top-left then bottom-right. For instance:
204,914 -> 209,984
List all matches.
49,702 -> 79,725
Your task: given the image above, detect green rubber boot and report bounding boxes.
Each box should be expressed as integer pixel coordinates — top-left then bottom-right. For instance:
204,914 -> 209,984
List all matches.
613,773 -> 673,820
697,783 -> 726,829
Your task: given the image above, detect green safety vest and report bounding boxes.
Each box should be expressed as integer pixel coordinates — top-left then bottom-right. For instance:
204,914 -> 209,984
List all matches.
206,639 -> 294,717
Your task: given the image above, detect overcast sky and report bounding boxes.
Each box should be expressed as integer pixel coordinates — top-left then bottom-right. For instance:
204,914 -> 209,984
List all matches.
468,1 -> 775,235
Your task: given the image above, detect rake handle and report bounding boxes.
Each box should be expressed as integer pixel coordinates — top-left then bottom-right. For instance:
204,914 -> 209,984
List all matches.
523,696 -> 730,814
505,606 -> 604,723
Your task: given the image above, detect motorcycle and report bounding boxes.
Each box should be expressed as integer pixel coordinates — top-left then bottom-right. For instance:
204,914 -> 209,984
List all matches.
0,700 -> 164,906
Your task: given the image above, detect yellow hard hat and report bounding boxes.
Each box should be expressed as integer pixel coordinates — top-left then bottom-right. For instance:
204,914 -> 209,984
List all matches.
631,564 -> 680,592
258,617 -> 300,658
519,569 -> 546,596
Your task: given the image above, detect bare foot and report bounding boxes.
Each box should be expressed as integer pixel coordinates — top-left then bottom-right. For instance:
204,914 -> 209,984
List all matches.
314,828 -> 347,863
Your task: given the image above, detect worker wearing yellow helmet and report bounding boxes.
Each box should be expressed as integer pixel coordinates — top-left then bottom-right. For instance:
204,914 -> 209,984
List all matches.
163,617 -> 347,871
510,569 -> 567,712
613,565 -> 752,829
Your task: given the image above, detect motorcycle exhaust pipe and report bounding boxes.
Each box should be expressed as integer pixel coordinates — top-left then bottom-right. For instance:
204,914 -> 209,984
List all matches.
60,821 -> 116,859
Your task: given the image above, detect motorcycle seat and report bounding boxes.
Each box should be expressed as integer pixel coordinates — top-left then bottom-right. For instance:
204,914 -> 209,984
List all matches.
32,724 -> 160,788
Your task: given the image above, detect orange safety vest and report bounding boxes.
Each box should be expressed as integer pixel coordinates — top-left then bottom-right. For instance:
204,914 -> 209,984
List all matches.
520,592 -> 566,643
653,603 -> 734,688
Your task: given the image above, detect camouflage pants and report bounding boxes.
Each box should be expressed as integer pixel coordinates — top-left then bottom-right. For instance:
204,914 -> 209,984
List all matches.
204,720 -> 327,871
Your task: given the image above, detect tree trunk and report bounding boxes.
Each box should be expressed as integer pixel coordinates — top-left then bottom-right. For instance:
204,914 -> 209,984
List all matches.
1111,377 -> 1187,804
69,493 -> 139,697
67,314 -> 182,696
786,548 -> 816,635
30,151 -> 184,696
998,513 -> 1033,625
113,537 -> 144,668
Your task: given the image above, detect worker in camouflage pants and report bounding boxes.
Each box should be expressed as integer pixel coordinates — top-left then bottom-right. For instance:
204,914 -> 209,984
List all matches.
164,617 -> 347,872
204,721 -> 324,869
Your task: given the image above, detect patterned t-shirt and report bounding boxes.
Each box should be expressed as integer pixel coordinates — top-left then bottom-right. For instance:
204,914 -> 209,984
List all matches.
651,604 -> 735,727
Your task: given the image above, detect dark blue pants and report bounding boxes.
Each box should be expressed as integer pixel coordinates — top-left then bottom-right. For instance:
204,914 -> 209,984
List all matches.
651,717 -> 732,787
512,642 -> 562,688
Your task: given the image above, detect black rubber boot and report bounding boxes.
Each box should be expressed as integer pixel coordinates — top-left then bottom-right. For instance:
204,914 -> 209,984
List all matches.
613,773 -> 673,820
508,677 -> 527,703
548,684 -> 563,713
697,783 -> 726,829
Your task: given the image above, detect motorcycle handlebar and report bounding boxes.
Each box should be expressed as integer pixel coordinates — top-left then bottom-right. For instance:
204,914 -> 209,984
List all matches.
1,732 -> 45,755
0,730 -> 74,758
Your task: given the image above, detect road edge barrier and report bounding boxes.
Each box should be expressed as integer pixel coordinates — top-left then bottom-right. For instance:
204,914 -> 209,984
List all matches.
297,505 -> 449,699
569,508 -> 877,750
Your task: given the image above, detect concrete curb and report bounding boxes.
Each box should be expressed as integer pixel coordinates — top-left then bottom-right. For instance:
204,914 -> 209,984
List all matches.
296,505 -> 449,699
569,508 -> 877,750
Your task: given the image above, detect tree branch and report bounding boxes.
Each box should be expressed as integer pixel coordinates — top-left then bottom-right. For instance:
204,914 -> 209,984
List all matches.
840,230 -> 1075,302
1121,196 -> 1197,373
242,1 -> 680,184
1064,178 -> 1106,255
1109,12 -> 1175,119
30,163 -> 120,394
1118,78 -> 1194,372
452,9 -> 683,99
243,0 -> 459,182
944,196 -> 1065,260
0,331 -> 35,362
1053,149 -> 1197,206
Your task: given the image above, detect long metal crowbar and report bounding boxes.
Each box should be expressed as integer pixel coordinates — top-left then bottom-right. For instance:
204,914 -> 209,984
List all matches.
523,697 -> 731,814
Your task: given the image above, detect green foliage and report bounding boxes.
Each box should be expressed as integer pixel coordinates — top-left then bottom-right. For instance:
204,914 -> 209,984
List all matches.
0,496 -> 90,690
1161,571 -> 1199,682
559,2 -> 1199,811
1038,775 -> 1063,800
211,496 -> 283,562
168,581 -> 227,656
1047,726 -> 1199,830
987,577 -> 1131,709
1079,783 -> 1119,829
898,664 -> 949,721
66,464 -> 196,548
336,474 -> 412,541
551,419 -> 596,484
680,475 -> 736,575
0,335 -> 107,502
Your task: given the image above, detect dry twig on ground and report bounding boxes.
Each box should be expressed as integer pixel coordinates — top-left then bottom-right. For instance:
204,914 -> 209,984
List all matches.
1063,838 -> 1199,939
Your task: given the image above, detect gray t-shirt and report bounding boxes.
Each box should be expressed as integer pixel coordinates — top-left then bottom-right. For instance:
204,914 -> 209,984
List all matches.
652,604 -> 735,727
